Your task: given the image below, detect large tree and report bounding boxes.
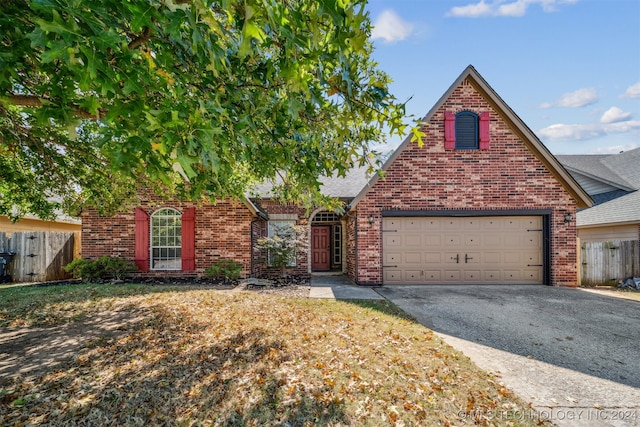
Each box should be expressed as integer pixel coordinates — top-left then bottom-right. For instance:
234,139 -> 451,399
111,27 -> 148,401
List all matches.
0,0 -> 419,220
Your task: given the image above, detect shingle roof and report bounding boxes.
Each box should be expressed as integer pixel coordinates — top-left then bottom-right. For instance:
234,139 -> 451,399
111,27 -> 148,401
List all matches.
600,147 -> 640,188
556,154 -> 635,191
252,163 -> 374,199
559,148 -> 640,228
577,189 -> 640,227
557,155 -> 633,189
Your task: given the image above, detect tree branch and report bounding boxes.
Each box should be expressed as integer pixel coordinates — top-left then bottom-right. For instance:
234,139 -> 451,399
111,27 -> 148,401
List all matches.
128,26 -> 152,50
4,94 -> 107,119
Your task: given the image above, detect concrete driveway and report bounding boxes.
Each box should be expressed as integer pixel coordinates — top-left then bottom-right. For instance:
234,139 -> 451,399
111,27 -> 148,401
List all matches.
376,285 -> 640,427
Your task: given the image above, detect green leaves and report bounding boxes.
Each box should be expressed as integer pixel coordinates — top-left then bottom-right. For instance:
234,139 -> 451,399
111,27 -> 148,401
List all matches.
1,0 -> 416,220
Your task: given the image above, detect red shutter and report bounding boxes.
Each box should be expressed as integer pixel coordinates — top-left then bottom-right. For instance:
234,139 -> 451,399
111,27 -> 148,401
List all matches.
444,111 -> 455,150
134,208 -> 149,271
479,112 -> 490,150
181,207 -> 196,271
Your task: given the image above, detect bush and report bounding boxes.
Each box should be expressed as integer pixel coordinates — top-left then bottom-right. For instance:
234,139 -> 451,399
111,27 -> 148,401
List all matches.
64,257 -> 137,281
205,259 -> 242,282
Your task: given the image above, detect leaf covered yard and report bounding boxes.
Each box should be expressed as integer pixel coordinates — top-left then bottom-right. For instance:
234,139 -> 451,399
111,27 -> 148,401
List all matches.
0,285 -> 544,426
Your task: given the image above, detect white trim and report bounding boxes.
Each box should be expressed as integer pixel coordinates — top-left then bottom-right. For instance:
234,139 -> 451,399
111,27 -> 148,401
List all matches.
150,207 -> 182,271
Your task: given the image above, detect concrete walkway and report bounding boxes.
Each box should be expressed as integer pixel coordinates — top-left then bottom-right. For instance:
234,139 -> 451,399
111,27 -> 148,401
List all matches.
309,275 -> 384,300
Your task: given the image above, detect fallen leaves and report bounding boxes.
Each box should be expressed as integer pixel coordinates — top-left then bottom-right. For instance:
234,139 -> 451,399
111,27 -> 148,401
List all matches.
0,286 -> 547,426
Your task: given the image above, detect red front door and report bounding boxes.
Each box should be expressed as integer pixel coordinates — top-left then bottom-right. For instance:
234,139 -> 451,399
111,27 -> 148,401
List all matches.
311,226 -> 331,271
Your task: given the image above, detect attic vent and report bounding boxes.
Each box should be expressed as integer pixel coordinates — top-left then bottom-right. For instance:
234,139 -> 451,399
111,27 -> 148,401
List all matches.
312,212 -> 340,223
455,111 -> 478,150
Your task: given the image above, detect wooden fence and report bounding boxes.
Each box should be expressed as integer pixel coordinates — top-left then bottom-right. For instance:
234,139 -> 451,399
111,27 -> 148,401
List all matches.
0,232 -> 75,282
580,239 -> 640,285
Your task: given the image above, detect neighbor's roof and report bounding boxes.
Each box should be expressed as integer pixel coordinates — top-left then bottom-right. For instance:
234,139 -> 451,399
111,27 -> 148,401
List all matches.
577,189 -> 640,228
556,154 -> 635,191
600,147 -> 640,188
348,65 -> 593,210
559,148 -> 640,228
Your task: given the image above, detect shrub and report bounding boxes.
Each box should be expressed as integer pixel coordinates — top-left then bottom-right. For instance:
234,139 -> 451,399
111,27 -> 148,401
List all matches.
64,257 -> 137,281
205,259 -> 242,282
256,224 -> 307,276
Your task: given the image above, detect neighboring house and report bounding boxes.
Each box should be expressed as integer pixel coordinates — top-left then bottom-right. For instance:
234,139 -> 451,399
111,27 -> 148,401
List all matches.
557,148 -> 640,243
82,65 -> 592,286
0,213 -> 81,235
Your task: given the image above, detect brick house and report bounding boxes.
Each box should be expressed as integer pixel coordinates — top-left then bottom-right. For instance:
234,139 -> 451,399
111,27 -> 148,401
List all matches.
81,66 -> 592,286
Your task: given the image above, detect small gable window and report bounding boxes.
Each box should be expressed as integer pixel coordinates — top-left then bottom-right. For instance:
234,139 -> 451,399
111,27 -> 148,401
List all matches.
455,111 -> 478,150
444,111 -> 490,150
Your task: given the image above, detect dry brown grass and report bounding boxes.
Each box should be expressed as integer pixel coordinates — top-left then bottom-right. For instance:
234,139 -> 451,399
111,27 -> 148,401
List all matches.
0,284 -> 546,426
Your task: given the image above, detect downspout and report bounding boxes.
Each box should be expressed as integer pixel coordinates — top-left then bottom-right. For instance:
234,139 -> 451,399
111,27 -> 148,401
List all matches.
345,208 -> 358,285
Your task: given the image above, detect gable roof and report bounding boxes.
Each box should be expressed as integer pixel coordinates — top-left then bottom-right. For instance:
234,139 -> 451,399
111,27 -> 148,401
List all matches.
349,65 -> 593,210
556,154 -> 635,192
558,148 -> 640,228
600,147 -> 640,188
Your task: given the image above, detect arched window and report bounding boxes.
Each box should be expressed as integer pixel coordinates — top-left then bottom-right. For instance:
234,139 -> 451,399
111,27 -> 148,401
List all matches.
455,111 -> 478,150
151,208 -> 182,270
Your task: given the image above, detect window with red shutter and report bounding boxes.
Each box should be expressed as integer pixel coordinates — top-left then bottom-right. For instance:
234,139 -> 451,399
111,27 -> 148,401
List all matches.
479,112 -> 490,150
181,207 -> 196,271
134,208 -> 150,271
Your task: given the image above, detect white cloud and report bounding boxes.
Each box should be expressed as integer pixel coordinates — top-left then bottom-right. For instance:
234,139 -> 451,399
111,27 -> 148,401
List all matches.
538,123 -> 603,141
600,106 -> 632,124
371,10 -> 414,43
541,87 -> 599,109
538,120 -> 640,141
447,0 -> 578,18
448,0 -> 492,17
621,82 -> 640,99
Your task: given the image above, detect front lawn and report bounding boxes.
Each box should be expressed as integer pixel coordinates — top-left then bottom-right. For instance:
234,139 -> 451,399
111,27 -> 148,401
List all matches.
0,284 -> 545,426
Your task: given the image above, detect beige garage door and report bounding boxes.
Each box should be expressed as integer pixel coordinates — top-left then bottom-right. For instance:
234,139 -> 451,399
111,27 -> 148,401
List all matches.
383,216 -> 543,285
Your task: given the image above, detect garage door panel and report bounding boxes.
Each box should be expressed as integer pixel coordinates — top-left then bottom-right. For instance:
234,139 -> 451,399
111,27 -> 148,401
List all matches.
483,270 -> 501,281
403,270 -> 423,282
424,235 -> 442,246
465,235 -> 481,246
463,219 -> 482,230
404,234 -> 422,247
424,252 -> 443,264
404,252 -> 422,265
382,216 -> 543,285
383,251 -> 401,265
444,270 -> 461,281
483,251 -> 502,264
423,270 -> 441,281
464,270 -> 481,281
384,269 -> 402,284
444,235 -> 461,246
524,269 -> 542,282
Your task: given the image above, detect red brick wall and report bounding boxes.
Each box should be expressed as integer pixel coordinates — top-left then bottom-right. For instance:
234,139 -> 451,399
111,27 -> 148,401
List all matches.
349,77 -> 579,286
82,195 -> 254,278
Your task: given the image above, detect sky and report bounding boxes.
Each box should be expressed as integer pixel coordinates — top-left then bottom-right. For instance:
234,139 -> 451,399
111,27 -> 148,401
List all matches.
365,0 -> 640,155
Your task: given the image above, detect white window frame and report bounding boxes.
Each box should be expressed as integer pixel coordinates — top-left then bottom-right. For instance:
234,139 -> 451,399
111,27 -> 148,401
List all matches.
150,208 -> 182,270
333,224 -> 342,265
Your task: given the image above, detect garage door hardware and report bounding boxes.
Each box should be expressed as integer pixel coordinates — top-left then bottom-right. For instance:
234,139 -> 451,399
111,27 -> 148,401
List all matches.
528,264 -> 543,267
527,229 -> 543,232
382,229 -> 398,233
383,265 -> 398,268
451,254 -> 460,263
465,254 -> 473,263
